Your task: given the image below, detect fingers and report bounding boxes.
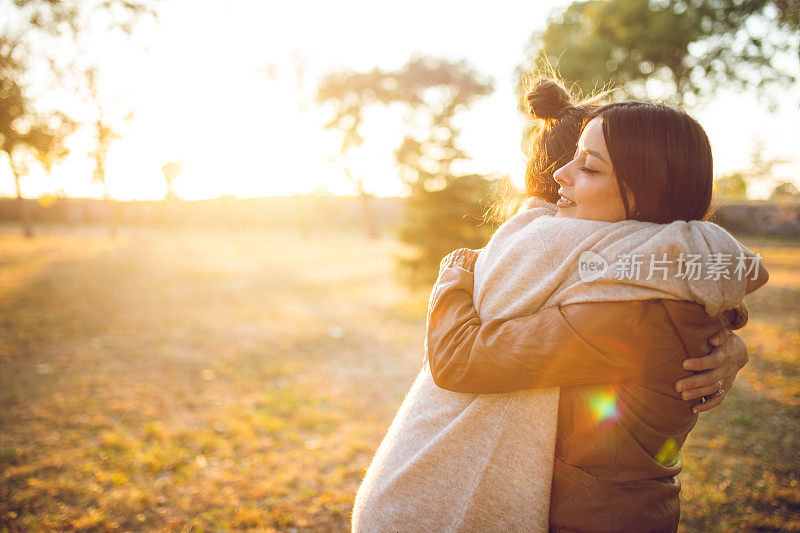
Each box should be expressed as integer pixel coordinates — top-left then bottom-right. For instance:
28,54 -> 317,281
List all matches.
678,331 -> 745,413
676,368 -> 725,397
680,379 -> 724,401
679,332 -> 739,413
692,392 -> 725,413
682,348 -> 725,372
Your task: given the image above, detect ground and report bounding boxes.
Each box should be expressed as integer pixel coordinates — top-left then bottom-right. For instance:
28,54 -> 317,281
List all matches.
0,226 -> 798,531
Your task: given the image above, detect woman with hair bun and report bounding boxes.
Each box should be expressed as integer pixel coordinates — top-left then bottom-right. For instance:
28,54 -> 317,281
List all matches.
524,78 -> 598,204
352,79 -> 760,532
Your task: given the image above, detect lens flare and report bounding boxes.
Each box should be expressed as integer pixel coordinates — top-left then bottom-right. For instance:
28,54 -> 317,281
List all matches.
588,390 -> 619,423
655,438 -> 679,467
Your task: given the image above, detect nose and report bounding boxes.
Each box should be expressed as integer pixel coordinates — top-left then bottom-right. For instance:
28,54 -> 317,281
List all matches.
553,162 -> 572,186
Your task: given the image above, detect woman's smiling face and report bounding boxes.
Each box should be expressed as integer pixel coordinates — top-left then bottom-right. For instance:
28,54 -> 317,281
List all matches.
553,117 -> 628,222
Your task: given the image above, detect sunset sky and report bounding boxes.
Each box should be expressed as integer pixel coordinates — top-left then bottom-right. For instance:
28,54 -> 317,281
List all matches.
2,0 -> 798,201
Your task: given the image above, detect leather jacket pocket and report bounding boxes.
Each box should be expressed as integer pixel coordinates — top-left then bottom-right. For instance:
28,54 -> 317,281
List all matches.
553,456 -> 598,488
550,457 -> 611,531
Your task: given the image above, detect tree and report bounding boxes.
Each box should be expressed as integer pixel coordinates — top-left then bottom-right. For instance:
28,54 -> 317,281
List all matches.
713,171 -> 748,201
525,0 -> 799,104
1,0 -> 156,236
389,58 -> 495,287
83,66 -> 134,238
318,57 -> 496,287
3,1 -> 156,37
390,58 -> 494,190
317,66 -> 397,239
398,174 -> 497,288
0,38 -> 74,237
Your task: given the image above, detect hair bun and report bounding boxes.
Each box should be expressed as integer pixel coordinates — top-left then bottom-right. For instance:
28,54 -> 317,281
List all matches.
527,79 -> 572,121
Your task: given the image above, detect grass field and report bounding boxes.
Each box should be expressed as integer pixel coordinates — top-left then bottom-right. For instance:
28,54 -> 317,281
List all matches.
1,226 -> 798,531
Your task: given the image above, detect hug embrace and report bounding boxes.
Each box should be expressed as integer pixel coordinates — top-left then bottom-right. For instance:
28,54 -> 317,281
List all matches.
351,78 -> 769,533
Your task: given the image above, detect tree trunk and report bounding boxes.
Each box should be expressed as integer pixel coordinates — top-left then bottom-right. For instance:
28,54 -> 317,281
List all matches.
11,161 -> 33,238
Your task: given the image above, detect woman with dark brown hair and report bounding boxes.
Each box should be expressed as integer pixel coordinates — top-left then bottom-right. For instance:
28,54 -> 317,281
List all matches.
352,79 -> 760,532
422,91 -> 766,531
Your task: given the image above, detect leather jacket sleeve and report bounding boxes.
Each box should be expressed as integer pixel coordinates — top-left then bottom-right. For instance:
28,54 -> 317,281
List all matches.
425,249 -> 725,394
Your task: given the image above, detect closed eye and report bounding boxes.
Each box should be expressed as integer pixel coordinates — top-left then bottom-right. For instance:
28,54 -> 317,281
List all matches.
579,166 -> 599,174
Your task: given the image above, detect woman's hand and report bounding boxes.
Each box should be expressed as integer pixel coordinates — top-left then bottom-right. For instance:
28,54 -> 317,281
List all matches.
675,330 -> 749,413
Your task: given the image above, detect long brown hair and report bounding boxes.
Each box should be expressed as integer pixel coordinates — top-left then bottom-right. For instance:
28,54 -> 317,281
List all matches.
590,103 -> 746,325
588,102 -> 714,223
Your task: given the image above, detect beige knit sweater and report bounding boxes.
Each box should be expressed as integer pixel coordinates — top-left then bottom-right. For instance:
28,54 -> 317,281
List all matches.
352,199 -> 761,532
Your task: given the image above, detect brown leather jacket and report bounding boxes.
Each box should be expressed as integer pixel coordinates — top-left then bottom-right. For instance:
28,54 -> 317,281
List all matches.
425,249 -> 726,533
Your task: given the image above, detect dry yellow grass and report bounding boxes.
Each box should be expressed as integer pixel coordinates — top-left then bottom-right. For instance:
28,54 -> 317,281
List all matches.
0,226 -> 798,531
679,237 -> 800,532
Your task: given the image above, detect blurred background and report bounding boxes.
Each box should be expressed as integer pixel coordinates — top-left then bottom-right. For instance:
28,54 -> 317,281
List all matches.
1,0 -> 798,530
